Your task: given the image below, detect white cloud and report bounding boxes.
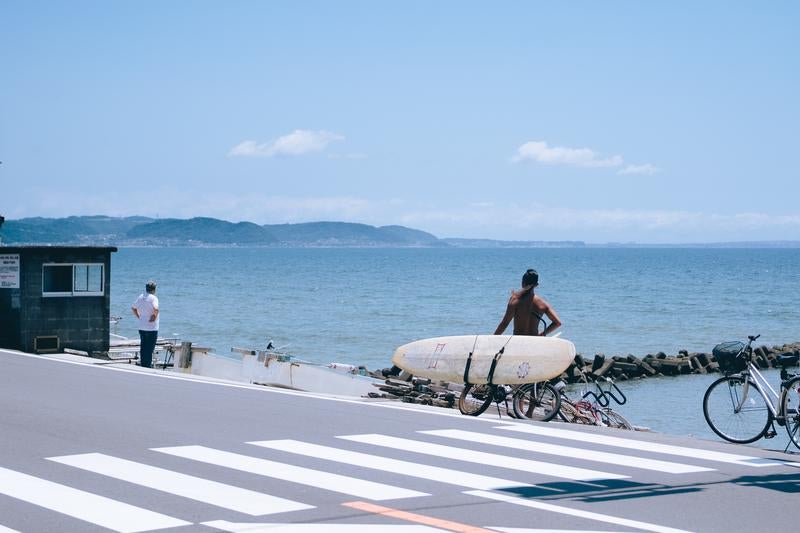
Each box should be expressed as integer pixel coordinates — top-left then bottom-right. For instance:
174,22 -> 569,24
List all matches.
512,141 -> 623,168
618,164 -> 661,175
228,129 -> 344,157
512,141 -> 662,178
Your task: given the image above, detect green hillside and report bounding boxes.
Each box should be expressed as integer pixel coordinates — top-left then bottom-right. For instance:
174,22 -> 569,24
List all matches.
264,222 -> 443,246
127,217 -> 276,244
0,216 -> 443,247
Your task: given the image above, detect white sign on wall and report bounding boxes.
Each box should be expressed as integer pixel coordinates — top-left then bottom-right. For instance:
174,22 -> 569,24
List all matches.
0,254 -> 20,288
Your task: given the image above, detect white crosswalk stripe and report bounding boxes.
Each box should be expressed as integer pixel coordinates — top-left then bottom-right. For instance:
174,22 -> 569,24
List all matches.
421,429 -> 713,474
153,445 -> 428,500
338,433 -> 628,481
249,439 -> 534,490
467,490 -> 693,533
496,424 -> 784,466
47,452 -> 313,516
0,466 -> 190,533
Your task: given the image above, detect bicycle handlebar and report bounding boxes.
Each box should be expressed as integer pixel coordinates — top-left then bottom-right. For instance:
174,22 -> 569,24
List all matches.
581,376 -> 628,406
748,334 -> 761,343
581,390 -> 608,407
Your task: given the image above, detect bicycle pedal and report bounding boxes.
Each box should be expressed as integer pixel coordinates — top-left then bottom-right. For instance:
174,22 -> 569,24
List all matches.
764,430 -> 777,439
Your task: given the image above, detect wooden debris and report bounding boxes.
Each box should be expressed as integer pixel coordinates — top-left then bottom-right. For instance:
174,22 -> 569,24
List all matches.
371,375 -> 456,408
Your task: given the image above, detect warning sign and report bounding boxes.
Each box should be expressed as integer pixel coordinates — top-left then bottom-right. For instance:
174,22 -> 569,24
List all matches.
0,254 -> 20,288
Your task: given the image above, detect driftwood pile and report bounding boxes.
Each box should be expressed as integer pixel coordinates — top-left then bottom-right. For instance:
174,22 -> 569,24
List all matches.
367,375 -> 460,408
559,341 -> 800,384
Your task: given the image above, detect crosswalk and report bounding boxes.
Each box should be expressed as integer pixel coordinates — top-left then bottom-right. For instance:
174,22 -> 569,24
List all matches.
0,423 -> 791,532
48,453 -> 313,516
0,465 -> 190,532
496,424 -> 780,466
250,438 -> 533,490
153,445 -> 428,500
420,429 -> 712,474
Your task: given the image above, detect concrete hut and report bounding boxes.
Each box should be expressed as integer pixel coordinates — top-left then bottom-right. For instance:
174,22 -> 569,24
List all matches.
0,246 -> 117,355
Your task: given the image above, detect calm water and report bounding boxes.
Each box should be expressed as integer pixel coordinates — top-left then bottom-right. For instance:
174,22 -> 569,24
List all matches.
110,247 -> 800,450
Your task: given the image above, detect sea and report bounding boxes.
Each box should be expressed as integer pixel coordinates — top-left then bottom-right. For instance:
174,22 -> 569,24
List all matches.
111,247 -> 800,451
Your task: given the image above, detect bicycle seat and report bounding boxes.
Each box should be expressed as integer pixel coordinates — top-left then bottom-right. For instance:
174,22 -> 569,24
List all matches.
777,353 -> 800,367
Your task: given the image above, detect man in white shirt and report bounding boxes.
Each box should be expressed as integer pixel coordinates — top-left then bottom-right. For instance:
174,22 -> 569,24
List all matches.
131,280 -> 159,368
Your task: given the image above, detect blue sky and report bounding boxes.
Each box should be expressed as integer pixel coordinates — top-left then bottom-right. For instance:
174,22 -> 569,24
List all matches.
1,1 -> 798,243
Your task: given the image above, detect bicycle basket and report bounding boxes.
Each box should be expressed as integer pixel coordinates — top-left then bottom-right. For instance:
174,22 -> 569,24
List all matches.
712,341 -> 747,372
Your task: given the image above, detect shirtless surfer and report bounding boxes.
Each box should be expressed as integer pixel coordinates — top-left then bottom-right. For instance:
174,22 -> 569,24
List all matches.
494,269 -> 561,336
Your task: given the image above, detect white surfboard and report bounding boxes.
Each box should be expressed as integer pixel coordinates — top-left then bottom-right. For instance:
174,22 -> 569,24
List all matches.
391,335 -> 576,385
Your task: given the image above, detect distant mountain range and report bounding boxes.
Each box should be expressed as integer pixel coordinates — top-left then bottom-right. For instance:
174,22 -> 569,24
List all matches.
2,216 -> 798,248
2,215 -> 578,248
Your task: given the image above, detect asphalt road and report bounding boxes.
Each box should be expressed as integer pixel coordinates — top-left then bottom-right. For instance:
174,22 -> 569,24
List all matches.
1,348 -> 799,533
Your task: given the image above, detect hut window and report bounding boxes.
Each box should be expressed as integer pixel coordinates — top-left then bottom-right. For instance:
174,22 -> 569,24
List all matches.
42,263 -> 104,296
74,264 -> 103,294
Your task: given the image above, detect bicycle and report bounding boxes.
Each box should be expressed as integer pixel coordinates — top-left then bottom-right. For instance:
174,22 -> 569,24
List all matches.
702,334 -> 800,449
554,375 -> 633,430
458,321 -> 563,420
460,375 -> 632,429
457,381 -> 562,421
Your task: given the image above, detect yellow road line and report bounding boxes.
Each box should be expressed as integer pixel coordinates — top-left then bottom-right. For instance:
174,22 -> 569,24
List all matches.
342,501 -> 496,533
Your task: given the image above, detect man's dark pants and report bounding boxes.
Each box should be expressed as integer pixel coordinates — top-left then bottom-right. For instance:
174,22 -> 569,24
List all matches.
139,330 -> 158,368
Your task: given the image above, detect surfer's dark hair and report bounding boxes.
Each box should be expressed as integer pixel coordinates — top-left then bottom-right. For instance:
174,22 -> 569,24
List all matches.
522,269 -> 538,287
146,281 -> 157,293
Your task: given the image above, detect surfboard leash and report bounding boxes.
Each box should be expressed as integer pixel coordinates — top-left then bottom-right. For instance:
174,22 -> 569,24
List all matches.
463,336 -> 511,385
486,346 -> 505,386
462,335 -> 480,385
486,336 -> 513,385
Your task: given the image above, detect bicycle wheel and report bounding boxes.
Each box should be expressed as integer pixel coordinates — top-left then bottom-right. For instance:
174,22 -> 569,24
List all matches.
703,375 -> 772,444
599,409 -> 633,430
512,382 -> 561,422
458,384 -> 494,416
781,377 -> 800,450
